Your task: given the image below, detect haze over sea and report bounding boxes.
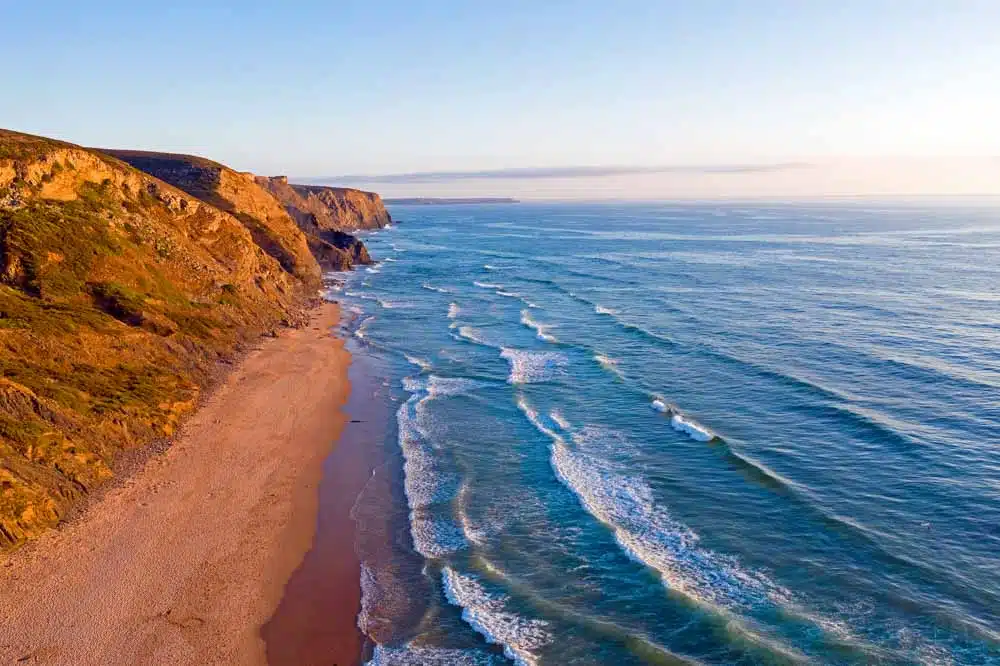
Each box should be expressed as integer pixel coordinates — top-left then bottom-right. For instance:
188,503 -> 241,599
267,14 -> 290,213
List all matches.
331,200 -> 1000,665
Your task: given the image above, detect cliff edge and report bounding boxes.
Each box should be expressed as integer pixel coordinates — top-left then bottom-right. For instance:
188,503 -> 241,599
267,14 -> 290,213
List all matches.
258,176 -> 391,232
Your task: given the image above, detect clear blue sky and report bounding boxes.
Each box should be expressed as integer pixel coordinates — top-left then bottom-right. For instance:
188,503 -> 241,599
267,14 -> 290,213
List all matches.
2,1 -> 998,179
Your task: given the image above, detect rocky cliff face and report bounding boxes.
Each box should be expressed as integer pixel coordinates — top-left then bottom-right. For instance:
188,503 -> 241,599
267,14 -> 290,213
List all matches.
0,130 -> 314,548
102,151 -> 323,287
255,176 -> 384,270
258,176 -> 390,231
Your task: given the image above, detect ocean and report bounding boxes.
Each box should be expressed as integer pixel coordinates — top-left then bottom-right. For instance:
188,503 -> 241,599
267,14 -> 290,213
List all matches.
330,201 -> 1000,665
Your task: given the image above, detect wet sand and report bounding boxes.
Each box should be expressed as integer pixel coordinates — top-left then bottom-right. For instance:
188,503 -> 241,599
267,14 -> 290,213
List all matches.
0,302 -> 356,666
262,350 -> 391,666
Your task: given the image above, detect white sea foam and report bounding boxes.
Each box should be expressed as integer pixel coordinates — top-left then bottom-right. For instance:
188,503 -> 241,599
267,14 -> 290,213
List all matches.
473,280 -> 502,289
594,304 -> 618,316
649,398 -> 716,441
345,290 -> 379,301
422,282 -> 452,294
670,413 -> 715,442
403,354 -> 432,372
447,303 -> 461,320
516,398 -> 786,612
483,264 -> 499,270
495,290 -> 520,298
395,376 -> 478,559
366,265 -> 381,273
377,298 -> 411,309
500,348 -> 566,384
457,326 -> 494,347
367,646 -> 506,666
442,567 -> 553,666
550,410 -> 571,431
355,316 -> 376,340
384,257 -> 398,262
520,310 -> 557,343
594,354 -> 623,378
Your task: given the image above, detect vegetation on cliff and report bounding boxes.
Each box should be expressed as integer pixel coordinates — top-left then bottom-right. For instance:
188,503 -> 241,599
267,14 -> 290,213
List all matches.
0,130 -> 364,548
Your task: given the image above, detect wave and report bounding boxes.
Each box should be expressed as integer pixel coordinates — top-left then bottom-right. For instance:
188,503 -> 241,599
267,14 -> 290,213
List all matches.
366,265 -> 381,274
594,353 -> 625,379
671,414 -> 715,442
483,264 -> 499,271
367,646 -> 507,666
355,316 -> 376,341
495,289 -> 520,298
447,302 -> 461,319
395,375 -> 486,558
473,280 -> 502,289
456,326 -> 495,348
649,398 -> 717,442
500,348 -> 566,384
594,304 -> 618,316
516,398 -> 789,613
377,298 -> 412,309
404,354 -> 432,372
519,310 -> 557,343
442,567 -> 553,666
345,290 -> 379,301
422,282 -> 452,294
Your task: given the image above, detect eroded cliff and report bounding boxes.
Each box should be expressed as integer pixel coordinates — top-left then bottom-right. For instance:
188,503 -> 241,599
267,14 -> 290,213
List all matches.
0,130 -> 313,547
101,150 -> 324,286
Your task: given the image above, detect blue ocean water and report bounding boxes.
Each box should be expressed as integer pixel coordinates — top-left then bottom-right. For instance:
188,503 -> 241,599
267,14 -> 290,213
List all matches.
335,202 -> 1000,665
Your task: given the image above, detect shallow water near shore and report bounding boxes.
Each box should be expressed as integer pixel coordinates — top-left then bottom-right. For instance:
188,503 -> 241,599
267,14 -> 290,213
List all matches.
335,201 -> 1000,665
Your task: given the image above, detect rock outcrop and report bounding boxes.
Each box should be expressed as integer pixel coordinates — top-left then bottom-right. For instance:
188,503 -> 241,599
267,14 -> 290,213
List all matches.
254,177 -> 384,270
0,129 -> 317,547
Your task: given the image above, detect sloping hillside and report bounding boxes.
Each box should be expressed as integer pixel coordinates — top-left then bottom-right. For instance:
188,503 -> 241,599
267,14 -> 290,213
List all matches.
0,130 -> 315,547
100,150 -> 325,283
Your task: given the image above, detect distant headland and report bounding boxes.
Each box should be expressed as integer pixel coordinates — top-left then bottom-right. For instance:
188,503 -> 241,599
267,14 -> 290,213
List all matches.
384,197 -> 519,205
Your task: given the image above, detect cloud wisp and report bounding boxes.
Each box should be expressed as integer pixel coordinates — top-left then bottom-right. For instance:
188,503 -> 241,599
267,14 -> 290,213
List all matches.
303,162 -> 812,185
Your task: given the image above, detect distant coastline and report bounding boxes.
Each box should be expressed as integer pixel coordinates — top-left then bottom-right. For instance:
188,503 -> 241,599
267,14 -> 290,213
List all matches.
384,197 -> 519,205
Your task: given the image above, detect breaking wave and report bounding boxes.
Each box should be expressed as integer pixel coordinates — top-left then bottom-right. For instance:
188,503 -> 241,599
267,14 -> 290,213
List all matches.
516,397 -> 788,613
442,567 -> 553,666
519,310 -> 557,343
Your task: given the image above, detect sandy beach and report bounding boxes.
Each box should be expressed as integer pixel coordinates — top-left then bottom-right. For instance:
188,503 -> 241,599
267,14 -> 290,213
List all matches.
0,302 -> 358,666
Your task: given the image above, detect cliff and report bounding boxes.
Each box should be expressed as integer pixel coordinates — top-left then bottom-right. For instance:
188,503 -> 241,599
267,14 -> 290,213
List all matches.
100,150 -> 325,285
257,177 -> 390,232
0,130 -> 315,547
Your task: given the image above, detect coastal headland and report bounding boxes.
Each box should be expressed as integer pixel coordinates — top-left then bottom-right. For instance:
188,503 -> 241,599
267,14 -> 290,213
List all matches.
0,128 -> 391,664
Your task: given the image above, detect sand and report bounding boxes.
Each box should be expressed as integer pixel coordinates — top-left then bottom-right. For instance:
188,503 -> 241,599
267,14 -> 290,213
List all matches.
0,302 -> 355,666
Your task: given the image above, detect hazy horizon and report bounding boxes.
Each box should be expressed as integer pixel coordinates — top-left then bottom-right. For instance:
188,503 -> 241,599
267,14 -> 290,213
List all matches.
304,157 -> 1000,200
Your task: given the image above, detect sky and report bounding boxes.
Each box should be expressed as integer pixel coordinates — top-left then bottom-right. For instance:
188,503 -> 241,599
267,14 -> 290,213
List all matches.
2,1 -> 999,198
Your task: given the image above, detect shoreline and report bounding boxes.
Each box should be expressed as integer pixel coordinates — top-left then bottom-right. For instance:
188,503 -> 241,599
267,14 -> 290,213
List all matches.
262,342 -> 392,666
0,302 -> 355,665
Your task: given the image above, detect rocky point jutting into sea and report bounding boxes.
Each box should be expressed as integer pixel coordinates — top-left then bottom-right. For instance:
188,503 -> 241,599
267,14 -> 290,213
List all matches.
0,129 -> 389,548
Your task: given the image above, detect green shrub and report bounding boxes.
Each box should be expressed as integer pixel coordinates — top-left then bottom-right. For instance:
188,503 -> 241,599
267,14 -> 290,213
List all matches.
90,281 -> 145,325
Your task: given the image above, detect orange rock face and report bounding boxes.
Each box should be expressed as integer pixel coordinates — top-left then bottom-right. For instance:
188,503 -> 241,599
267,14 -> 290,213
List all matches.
0,130 -> 323,548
